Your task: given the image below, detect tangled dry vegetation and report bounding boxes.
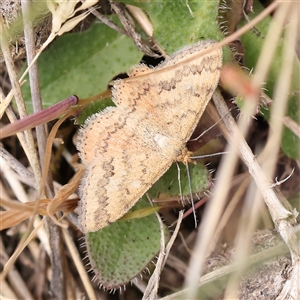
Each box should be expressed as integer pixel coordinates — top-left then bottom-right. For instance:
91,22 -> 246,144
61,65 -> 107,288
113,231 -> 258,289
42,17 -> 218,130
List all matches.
0,1 -> 299,299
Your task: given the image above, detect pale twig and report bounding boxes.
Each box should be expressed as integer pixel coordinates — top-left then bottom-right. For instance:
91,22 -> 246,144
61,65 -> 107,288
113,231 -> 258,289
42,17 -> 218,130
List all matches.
264,5 -> 300,299
0,89 -> 14,118
142,212 -> 166,300
33,217 -> 51,256
258,92 -> 300,138
110,1 -> 157,57
250,2 -> 292,89
143,211 -> 184,300
0,238 -> 33,299
62,229 -> 97,300
216,175 -> 251,244
0,156 -> 29,203
88,6 -> 127,35
0,280 -> 18,299
259,3 -> 298,176
184,91 -> 242,298
0,144 -> 36,188
214,89 -> 297,233
0,218 -> 45,281
224,179 -> 265,298
282,116 -> 300,138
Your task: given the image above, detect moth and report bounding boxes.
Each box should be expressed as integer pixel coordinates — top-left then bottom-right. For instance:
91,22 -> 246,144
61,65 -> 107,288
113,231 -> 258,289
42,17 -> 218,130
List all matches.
77,41 -> 222,233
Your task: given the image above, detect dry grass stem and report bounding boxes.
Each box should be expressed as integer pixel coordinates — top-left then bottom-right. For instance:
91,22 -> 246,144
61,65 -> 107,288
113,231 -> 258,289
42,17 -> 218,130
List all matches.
283,116 -> 300,138
21,0 -> 49,181
143,211 -> 184,300
0,145 -> 36,187
215,89 -> 299,298
1,20 -> 42,184
62,229 -> 97,299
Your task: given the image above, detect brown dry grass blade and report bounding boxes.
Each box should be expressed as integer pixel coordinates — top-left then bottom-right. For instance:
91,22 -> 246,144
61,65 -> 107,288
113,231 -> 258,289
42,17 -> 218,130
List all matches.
0,198 -> 78,230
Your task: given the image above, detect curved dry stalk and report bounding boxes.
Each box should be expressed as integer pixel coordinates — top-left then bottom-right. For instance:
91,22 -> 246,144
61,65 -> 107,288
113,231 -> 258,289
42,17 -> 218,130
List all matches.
0,218 -> 45,281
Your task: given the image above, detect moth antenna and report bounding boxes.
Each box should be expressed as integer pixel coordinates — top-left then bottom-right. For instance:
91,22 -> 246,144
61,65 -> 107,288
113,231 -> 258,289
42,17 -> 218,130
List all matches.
175,161 -> 184,205
191,151 -> 229,160
185,162 -> 197,228
190,107 -> 234,142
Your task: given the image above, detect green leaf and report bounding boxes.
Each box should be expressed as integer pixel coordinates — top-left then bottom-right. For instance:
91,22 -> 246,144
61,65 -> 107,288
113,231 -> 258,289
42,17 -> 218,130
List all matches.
85,198 -> 169,290
123,0 -> 224,54
74,1 -> 230,124
148,162 -> 211,199
21,19 -> 143,114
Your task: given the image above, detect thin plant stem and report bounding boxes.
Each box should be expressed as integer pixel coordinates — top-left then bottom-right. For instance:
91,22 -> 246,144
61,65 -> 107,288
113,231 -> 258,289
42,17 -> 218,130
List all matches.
21,0 -> 50,187
0,18 -> 42,184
